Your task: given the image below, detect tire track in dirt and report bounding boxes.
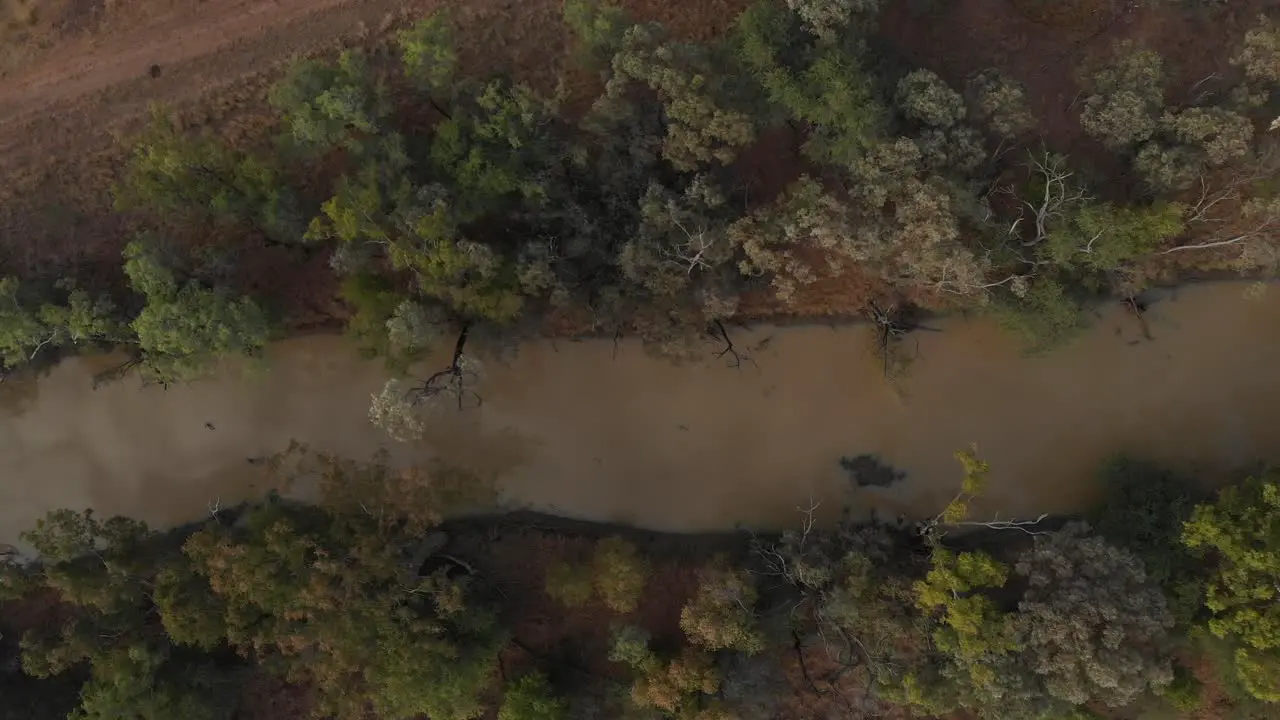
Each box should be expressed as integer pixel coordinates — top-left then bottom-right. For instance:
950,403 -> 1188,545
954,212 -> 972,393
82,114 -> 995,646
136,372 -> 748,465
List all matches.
0,0 -> 418,174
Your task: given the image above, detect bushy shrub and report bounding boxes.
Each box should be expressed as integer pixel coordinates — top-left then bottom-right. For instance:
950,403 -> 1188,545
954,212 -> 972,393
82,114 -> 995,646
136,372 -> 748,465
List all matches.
1015,523 -> 1175,707
1182,474 -> 1280,702
397,12 -> 457,92
270,50 -> 389,153
1233,15 -> 1280,87
564,0 -> 631,69
991,277 -> 1087,354
545,561 -> 595,608
679,565 -> 764,654
123,239 -> 271,383
1079,43 -> 1165,148
896,69 -> 966,128
500,673 -> 568,720
593,537 -> 649,613
783,0 -> 881,40
969,69 -> 1034,137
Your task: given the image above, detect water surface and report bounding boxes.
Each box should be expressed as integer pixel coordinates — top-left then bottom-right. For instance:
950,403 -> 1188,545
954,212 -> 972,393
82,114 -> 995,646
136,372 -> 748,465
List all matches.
3,282 -> 1278,543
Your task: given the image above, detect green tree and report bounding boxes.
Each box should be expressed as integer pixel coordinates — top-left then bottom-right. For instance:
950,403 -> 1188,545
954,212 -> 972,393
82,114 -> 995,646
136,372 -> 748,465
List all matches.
968,69 -> 1034,137
17,510 -> 237,720
736,0 -> 883,164
123,239 -> 272,383
1079,42 -> 1165,148
397,12 -> 457,93
307,160 -> 524,323
991,277 -> 1087,354
914,550 -> 1018,681
1182,474 -> 1280,702
0,277 -> 122,369
270,50 -> 390,154
182,454 -> 504,720
499,673 -> 568,720
563,0 -> 631,70
896,69 -> 966,129
429,79 -> 559,218
1045,200 -> 1185,271
601,23 -> 754,170
118,112 -> 303,242
906,549 -> 1039,718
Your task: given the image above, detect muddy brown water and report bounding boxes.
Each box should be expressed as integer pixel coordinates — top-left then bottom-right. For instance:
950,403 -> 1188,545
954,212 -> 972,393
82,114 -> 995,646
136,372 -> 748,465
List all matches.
3,281 -> 1280,546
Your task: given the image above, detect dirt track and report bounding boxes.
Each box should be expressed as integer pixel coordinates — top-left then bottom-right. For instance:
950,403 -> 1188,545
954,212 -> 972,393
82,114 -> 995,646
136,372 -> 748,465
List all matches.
0,0 -> 422,177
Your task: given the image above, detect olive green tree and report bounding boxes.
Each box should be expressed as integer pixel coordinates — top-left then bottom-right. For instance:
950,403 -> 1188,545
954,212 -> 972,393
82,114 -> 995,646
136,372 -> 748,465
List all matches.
17,510 -> 237,720
118,112 -> 303,242
0,277 -> 122,369
600,23 -> 754,170
593,537 -> 649,613
968,69 -> 1034,138
679,564 -> 764,654
270,50 -> 390,154
499,673 -> 568,720
397,12 -> 457,94
735,0 -> 883,164
1136,107 -> 1254,191
123,239 -> 272,383
1015,523 -> 1175,708
180,453 -> 505,720
1079,43 -> 1165,148
1182,474 -> 1280,702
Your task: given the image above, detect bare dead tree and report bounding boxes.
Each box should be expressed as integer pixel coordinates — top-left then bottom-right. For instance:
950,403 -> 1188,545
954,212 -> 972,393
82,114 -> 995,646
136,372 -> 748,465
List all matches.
1160,198 -> 1280,256
1163,151 -> 1280,260
1020,152 -> 1090,250
402,323 -> 481,411
708,320 -> 755,370
1125,296 -> 1153,341
91,356 -> 145,390
661,210 -> 723,276
867,302 -> 938,378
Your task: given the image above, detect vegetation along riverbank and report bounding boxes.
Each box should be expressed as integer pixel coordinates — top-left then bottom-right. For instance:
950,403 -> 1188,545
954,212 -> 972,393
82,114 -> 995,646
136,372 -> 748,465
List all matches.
3,447 -> 1280,719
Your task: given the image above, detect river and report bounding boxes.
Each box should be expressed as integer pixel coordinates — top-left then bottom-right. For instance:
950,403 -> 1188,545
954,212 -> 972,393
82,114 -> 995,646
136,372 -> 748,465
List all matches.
2,281 -> 1279,545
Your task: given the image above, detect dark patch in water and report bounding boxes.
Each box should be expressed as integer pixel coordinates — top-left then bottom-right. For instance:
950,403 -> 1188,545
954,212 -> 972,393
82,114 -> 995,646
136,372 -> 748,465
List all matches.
839,454 -> 906,488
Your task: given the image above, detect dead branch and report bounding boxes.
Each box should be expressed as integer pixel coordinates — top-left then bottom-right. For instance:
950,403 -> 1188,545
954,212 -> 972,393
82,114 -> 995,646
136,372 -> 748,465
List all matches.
1125,296 -> 1153,341
403,324 -> 482,411
1022,152 -> 1090,250
709,320 -> 755,370
955,513 -> 1050,536
662,210 -> 720,275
